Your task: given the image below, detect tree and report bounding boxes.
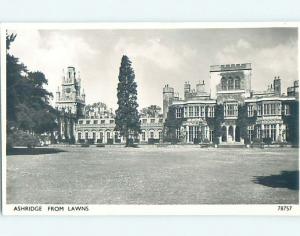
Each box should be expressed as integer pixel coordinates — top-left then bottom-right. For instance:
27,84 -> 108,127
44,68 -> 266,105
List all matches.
236,104 -> 257,144
206,104 -> 224,144
140,105 -> 162,117
115,55 -> 141,146
163,106 -> 184,143
6,33 -> 58,147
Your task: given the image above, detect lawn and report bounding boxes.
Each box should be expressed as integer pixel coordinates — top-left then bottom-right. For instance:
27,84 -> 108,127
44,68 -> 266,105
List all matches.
6,146 -> 299,204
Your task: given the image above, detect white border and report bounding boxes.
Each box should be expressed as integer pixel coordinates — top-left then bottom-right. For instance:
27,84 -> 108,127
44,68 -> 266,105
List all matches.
1,22 -> 300,215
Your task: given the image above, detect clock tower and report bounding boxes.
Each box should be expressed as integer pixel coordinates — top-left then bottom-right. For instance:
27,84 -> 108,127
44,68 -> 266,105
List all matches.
55,66 -> 86,142
56,66 -> 85,117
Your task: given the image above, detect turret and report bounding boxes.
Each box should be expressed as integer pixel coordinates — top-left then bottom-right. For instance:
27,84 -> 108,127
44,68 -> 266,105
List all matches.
56,86 -> 60,102
273,76 -> 281,96
82,88 -> 86,102
67,66 -> 76,83
196,80 -> 205,95
163,84 -> 174,120
184,81 -> 191,99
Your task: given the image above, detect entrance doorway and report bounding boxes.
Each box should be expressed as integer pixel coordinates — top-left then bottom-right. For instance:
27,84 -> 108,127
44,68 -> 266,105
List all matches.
221,126 -> 227,142
235,126 -> 241,142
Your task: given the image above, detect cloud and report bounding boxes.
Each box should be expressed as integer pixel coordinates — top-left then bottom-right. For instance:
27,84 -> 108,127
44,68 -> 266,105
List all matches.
8,28 -> 298,110
10,30 -> 96,105
114,37 -> 182,70
215,38 -> 297,93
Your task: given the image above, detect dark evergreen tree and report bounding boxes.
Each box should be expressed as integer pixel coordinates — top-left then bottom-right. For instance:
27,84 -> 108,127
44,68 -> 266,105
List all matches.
115,55 -> 141,146
6,33 -> 58,147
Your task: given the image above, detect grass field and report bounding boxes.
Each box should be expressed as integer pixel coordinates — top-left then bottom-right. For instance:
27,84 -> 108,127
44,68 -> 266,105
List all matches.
6,146 -> 299,204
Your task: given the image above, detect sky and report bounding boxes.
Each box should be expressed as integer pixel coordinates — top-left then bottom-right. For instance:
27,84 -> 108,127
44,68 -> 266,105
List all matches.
8,27 -> 298,110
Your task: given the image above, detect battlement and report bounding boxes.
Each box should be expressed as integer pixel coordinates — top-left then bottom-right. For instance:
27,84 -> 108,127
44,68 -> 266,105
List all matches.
163,84 -> 174,93
210,63 -> 252,72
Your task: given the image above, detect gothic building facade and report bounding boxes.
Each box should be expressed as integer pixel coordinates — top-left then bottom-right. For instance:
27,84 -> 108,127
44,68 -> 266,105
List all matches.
55,64 -> 298,145
163,63 -> 298,144
55,66 -> 85,142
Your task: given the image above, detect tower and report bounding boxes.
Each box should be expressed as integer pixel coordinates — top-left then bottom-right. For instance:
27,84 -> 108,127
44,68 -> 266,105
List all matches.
273,76 -> 281,96
196,80 -> 206,95
55,67 -> 86,142
163,84 -> 174,120
184,81 -> 191,100
209,63 -> 252,103
56,66 -> 85,117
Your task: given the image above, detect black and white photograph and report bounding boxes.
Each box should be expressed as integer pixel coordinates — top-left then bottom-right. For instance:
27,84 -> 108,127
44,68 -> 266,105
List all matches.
1,23 -> 299,215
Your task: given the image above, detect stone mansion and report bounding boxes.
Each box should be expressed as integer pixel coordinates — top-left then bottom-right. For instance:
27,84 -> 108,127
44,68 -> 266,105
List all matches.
55,64 -> 299,145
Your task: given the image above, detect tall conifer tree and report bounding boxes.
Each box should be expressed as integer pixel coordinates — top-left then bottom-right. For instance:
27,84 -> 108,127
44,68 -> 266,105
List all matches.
115,55 -> 141,146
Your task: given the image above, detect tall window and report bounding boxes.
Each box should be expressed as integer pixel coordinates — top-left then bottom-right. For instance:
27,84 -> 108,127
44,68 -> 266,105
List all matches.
150,119 -> 155,124
228,78 -> 234,90
142,132 -> 146,141
263,103 -> 278,115
200,106 -> 205,117
93,132 -> 96,140
188,106 -> 194,117
189,126 -> 193,142
158,131 -> 162,140
271,104 -> 276,115
235,77 -> 241,89
257,126 -> 261,139
284,104 -> 290,115
271,124 -> 276,141
208,106 -> 215,117
221,78 -> 227,90
225,103 -> 238,117
247,105 -> 253,117
78,132 -> 81,140
257,104 -> 262,116
176,108 -> 182,118
209,130 -> 214,142
150,131 -> 154,139
176,128 -> 180,139
248,126 -> 254,142
194,106 -> 199,117
184,107 -> 187,118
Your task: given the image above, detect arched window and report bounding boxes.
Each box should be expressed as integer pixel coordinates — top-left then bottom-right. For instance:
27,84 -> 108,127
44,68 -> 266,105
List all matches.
221,77 -> 227,90
235,77 -> 240,89
228,78 -> 234,90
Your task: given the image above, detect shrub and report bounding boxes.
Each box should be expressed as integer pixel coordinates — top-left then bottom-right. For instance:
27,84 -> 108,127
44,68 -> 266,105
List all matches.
81,143 -> 90,147
78,139 -> 85,144
202,138 -> 210,144
96,144 -> 105,148
127,143 -> 139,148
252,138 -> 262,144
107,138 -> 114,145
115,138 -> 121,143
69,136 -> 75,144
193,138 -> 200,144
148,138 -> 160,144
7,130 -> 40,148
96,139 -> 103,144
263,137 -> 273,145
